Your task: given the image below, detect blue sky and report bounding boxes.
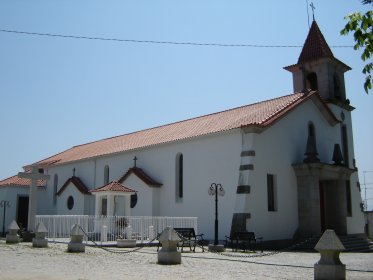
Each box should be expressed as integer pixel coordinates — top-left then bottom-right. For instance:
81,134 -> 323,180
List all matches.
1,1 -> 372,209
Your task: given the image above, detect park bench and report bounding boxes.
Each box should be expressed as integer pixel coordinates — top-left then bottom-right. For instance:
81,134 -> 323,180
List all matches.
174,228 -> 205,252
156,227 -> 205,252
225,231 -> 263,252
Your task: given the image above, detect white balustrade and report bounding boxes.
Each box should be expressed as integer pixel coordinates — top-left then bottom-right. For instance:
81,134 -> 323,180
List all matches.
35,215 -> 197,243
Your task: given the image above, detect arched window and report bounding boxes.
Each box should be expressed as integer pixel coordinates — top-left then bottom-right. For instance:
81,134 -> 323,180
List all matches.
333,74 -> 341,100
104,165 -> 110,184
53,174 -> 58,206
341,125 -> 349,167
306,72 -> 318,91
176,153 -> 183,200
130,193 -> 138,208
308,122 -> 316,140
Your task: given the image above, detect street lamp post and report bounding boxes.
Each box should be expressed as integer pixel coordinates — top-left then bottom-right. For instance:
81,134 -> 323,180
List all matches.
208,183 -> 225,247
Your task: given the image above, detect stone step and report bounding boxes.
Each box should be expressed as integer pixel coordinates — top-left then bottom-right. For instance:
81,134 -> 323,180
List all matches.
293,234 -> 373,252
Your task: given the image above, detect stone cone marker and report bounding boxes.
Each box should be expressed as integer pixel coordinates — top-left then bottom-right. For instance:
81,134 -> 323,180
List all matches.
314,229 -> 345,280
33,222 -> 48,248
6,220 -> 20,244
157,227 -> 182,265
67,224 -> 85,253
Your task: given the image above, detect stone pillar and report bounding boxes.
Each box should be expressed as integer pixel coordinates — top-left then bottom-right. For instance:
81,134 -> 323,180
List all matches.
157,227 -> 182,265
124,196 -> 131,216
18,166 -> 50,232
94,195 -> 100,216
314,229 -> 346,280
107,194 -> 114,217
6,220 -> 20,244
32,222 -> 48,248
297,175 -> 321,237
68,224 -> 85,253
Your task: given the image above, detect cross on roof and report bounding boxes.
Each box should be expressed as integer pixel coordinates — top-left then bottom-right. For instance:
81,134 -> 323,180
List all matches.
310,2 -> 315,21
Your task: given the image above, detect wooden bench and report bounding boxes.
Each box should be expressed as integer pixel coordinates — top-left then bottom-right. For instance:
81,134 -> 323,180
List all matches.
156,228 -> 205,252
226,231 -> 263,252
174,228 -> 205,252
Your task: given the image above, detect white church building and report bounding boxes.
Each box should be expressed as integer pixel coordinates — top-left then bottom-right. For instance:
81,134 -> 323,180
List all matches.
0,21 -> 366,243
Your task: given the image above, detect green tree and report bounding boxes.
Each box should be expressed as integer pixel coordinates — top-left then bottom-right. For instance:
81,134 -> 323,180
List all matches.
341,1 -> 372,93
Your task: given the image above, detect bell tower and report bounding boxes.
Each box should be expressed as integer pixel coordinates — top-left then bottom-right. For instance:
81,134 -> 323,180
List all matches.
284,21 -> 351,107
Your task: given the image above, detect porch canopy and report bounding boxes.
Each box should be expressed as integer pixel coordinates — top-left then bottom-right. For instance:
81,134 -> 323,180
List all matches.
293,162 -> 355,237
90,181 -> 136,217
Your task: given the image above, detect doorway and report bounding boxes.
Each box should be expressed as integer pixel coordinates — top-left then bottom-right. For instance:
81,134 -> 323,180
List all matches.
17,196 -> 29,230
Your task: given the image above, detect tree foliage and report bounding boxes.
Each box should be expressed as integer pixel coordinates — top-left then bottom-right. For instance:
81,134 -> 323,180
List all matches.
341,2 -> 372,93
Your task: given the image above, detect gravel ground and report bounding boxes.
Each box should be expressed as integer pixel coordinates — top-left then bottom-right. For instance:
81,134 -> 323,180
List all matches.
0,241 -> 372,280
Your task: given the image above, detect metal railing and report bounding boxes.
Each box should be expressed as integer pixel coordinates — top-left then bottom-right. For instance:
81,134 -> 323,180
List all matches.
35,215 -> 198,243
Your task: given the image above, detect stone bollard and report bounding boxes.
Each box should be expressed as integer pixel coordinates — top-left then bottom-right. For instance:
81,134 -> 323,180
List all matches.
157,227 -> 182,265
149,225 -> 155,241
314,229 -> 346,280
67,224 -> 85,253
6,220 -> 20,244
32,222 -> 48,248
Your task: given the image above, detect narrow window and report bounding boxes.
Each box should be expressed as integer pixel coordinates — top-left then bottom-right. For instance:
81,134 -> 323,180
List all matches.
176,153 -> 183,200
101,198 -> 107,216
308,122 -> 315,139
53,174 -> 58,206
267,174 -> 277,212
104,165 -> 110,184
341,125 -> 349,167
67,196 -> 74,210
130,193 -> 138,208
334,74 -> 341,100
346,181 -> 352,217
306,72 -> 318,91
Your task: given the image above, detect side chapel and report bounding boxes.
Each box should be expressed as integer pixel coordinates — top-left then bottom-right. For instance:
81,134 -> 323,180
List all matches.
0,21 -> 366,242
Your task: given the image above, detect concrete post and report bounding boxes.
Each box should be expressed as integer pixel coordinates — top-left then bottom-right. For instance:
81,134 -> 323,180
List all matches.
67,224 -> 85,253
157,227 -> 182,265
32,222 -> 48,248
6,220 -> 20,244
314,229 -> 346,280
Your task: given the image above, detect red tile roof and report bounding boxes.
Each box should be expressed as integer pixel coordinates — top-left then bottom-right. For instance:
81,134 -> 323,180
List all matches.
119,167 -> 162,187
0,174 -> 46,188
56,176 -> 90,196
297,21 -> 334,64
30,92 -> 337,168
90,181 -> 136,193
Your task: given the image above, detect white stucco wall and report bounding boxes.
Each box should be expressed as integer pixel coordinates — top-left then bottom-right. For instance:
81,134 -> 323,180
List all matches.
244,99 -> 364,240
122,173 -> 159,216
11,95 -> 363,241
0,186 -> 48,231
57,182 -> 87,215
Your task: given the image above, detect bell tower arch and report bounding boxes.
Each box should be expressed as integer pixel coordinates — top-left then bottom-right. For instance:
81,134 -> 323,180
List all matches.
284,21 -> 351,106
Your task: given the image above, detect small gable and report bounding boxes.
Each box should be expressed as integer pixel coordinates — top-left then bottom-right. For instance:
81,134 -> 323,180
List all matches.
90,181 -> 136,194
57,176 -> 90,196
118,167 -> 162,187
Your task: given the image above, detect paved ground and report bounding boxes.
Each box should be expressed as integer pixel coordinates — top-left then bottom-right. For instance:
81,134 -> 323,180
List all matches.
0,241 -> 372,279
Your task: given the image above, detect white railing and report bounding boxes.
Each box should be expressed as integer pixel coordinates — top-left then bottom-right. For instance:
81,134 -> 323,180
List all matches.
35,215 -> 198,243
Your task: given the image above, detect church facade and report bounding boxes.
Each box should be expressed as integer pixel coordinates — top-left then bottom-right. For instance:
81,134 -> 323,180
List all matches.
0,21 -> 366,242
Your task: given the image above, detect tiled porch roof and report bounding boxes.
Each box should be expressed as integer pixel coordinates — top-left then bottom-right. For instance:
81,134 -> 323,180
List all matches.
0,174 -> 46,188
90,181 -> 136,193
